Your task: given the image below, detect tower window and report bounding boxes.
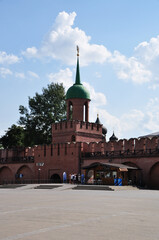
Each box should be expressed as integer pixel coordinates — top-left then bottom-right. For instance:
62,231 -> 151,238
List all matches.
83,104 -> 86,121
83,102 -> 88,122
71,135 -> 76,142
69,101 -> 73,120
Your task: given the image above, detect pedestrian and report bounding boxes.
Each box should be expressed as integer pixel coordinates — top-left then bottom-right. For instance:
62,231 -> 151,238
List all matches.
71,174 -> 74,184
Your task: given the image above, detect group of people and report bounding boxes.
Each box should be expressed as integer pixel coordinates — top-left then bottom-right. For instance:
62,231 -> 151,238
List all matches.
63,172 -> 85,184
70,173 -> 81,184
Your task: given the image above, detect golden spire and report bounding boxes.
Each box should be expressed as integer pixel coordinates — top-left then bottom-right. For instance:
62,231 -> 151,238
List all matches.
77,45 -> 79,56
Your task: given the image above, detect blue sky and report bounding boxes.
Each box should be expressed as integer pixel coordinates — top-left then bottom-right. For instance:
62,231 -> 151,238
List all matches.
1,0 -> 159,140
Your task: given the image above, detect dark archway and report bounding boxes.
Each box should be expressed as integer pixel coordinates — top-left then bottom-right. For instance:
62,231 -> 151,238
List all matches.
0,166 -> 13,184
149,162 -> 159,189
16,165 -> 33,183
50,174 -> 61,183
123,162 -> 142,186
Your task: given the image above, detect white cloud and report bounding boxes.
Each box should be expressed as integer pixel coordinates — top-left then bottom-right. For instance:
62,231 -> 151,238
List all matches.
89,105 -> 145,139
148,84 -> 159,90
90,105 -> 119,127
120,109 -> 144,132
0,51 -> 20,65
111,35 -> 159,86
91,97 -> 159,139
0,67 -> 12,78
95,72 -> 102,78
48,68 -> 73,90
134,36 -> 159,63
109,50 -> 152,84
143,97 -> 159,132
15,71 -> 39,79
27,71 -> 39,79
22,11 -> 111,66
83,82 -> 107,106
21,12 -> 159,88
15,72 -> 25,79
22,47 -> 38,58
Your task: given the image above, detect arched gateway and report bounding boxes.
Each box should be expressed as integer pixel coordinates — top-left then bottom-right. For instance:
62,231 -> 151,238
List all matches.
16,165 -> 33,183
50,174 -> 61,183
0,166 -> 13,184
149,162 -> 159,189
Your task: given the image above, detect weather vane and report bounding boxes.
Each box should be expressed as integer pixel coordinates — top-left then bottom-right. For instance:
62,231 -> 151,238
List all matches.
77,45 -> 79,56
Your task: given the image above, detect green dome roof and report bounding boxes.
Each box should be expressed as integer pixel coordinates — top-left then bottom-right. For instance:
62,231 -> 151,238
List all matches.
66,83 -> 90,100
66,51 -> 90,100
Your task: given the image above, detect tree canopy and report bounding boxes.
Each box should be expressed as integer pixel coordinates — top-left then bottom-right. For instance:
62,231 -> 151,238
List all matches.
0,83 -> 66,148
0,124 -> 25,148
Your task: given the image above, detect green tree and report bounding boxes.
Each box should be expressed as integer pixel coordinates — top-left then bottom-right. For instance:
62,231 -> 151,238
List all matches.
19,83 -> 66,146
0,124 -> 25,148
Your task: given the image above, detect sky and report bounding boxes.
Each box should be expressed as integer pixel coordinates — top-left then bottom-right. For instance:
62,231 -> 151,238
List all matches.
1,0 -> 159,140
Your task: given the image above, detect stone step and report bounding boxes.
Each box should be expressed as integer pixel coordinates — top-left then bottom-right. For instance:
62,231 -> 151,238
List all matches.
72,185 -> 114,191
34,185 -> 62,189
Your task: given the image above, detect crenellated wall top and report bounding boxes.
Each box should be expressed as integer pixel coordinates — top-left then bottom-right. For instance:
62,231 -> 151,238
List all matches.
52,120 -> 102,133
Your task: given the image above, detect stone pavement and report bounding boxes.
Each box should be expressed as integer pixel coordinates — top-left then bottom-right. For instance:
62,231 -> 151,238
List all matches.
0,184 -> 158,240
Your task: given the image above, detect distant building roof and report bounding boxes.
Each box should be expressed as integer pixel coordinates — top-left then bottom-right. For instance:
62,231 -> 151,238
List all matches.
139,132 -> 159,139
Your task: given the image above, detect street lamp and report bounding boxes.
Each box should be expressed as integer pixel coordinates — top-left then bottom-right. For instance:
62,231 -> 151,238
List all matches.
38,168 -> 41,183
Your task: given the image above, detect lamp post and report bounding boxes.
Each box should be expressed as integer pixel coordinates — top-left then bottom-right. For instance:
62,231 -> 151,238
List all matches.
36,162 -> 44,183
38,168 -> 41,183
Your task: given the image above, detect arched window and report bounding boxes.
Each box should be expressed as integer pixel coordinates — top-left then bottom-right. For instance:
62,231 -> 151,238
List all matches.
71,135 -> 76,142
83,102 -> 88,122
83,104 -> 86,121
69,101 -> 73,120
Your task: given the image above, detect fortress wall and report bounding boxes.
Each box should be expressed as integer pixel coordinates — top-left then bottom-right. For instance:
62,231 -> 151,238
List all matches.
146,137 -> 159,149
113,139 -> 124,151
82,142 -> 89,152
124,138 -> 135,151
88,142 -> 95,153
94,142 -> 102,152
104,142 -> 112,151
0,148 -> 35,159
0,149 -> 8,158
135,138 -> 146,151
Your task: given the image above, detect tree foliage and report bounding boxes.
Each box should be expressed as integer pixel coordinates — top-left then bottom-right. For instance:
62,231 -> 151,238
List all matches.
0,125 -> 25,148
0,83 -> 66,148
19,83 -> 66,146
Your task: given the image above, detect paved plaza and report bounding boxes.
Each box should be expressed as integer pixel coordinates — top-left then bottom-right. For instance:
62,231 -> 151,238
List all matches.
0,184 -> 159,240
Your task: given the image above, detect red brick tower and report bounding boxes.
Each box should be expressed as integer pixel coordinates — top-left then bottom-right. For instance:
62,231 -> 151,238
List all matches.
52,46 -> 104,144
